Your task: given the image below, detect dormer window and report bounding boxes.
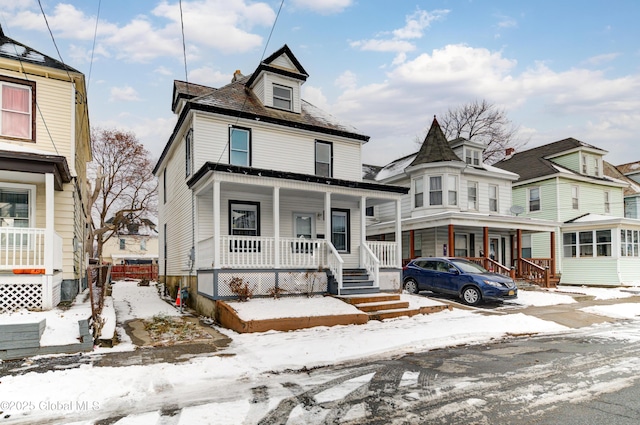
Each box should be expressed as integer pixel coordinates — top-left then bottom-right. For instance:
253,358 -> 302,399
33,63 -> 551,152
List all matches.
465,149 -> 480,166
273,84 -> 292,111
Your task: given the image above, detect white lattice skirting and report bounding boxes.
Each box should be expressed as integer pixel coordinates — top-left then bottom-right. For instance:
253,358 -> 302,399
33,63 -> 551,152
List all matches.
0,282 -> 43,312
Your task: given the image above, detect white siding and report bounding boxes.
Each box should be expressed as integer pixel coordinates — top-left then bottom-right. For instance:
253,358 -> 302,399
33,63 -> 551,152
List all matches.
560,257 -> 620,286
192,113 -> 363,180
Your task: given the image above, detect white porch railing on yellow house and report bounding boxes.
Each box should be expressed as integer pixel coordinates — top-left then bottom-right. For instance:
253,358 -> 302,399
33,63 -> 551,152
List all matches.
0,227 -> 45,270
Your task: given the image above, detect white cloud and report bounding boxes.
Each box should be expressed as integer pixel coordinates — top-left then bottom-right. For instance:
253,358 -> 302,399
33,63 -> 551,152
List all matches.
290,0 -> 353,14
583,53 -> 620,66
335,70 -> 357,90
495,14 -> 518,29
302,85 -> 330,111
154,66 -> 174,76
188,67 -> 231,87
351,8 -> 449,55
109,86 -> 142,102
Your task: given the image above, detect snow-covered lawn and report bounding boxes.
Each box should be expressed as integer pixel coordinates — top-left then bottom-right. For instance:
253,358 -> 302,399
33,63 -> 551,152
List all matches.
581,303 -> 640,320
555,285 -> 638,300
511,289 -> 577,307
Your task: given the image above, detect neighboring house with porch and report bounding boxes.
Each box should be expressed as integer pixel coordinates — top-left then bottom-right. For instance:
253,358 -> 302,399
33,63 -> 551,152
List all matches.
153,45 -> 407,316
494,138 -> 640,286
0,25 -> 91,312
365,117 -> 558,287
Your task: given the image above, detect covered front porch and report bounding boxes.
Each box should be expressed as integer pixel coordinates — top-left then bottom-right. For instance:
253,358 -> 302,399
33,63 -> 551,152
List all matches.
188,164 -> 407,298
0,149 -> 71,311
368,211 -> 560,287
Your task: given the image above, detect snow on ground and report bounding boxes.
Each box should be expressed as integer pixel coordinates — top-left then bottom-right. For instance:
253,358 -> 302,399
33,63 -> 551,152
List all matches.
581,303 -> 640,320
228,296 -> 360,320
510,289 -> 577,306
555,285 -> 638,300
0,293 -> 92,346
1,282 -> 638,424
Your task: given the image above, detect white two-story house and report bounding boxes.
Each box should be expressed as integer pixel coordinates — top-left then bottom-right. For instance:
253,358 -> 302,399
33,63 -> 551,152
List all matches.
153,45 -> 407,316
366,117 -> 558,286
0,25 -> 91,312
495,138 -> 640,286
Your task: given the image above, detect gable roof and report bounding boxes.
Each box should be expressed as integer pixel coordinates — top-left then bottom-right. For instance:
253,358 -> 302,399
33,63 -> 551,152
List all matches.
245,44 -> 308,88
0,24 -> 80,73
603,161 -> 640,196
172,80 -> 216,112
494,138 -> 606,182
617,161 -> 640,177
409,117 -> 461,167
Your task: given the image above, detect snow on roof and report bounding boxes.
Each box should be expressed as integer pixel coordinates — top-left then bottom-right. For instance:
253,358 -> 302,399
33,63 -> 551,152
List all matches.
571,213 -> 616,222
374,154 -> 416,181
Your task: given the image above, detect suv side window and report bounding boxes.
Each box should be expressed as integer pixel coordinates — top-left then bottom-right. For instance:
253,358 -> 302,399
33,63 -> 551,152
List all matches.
436,261 -> 451,272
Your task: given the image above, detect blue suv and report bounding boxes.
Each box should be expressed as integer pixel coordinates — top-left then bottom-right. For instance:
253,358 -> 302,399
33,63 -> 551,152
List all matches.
403,257 -> 517,306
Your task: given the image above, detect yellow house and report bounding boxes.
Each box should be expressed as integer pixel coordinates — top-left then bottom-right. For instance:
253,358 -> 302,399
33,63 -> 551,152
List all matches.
0,25 -> 91,311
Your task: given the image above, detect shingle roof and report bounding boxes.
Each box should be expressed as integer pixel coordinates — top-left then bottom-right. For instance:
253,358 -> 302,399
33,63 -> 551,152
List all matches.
0,24 -> 80,73
494,138 -> 605,181
409,117 -> 461,167
603,161 -> 640,196
191,74 -> 368,141
616,161 -> 640,176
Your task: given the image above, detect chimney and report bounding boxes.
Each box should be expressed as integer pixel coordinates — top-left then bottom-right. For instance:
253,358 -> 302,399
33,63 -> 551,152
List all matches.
505,147 -> 515,157
232,69 -> 243,83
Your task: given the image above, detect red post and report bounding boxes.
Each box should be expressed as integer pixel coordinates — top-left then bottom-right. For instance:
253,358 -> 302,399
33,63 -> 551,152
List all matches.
448,224 -> 454,257
483,226 -> 489,269
550,231 -> 556,278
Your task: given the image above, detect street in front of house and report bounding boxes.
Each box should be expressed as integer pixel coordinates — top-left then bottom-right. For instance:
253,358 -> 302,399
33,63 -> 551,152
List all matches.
2,281 -> 640,425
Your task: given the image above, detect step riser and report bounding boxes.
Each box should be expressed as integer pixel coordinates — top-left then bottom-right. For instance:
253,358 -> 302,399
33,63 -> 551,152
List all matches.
357,302 -> 409,312
338,294 -> 401,304
338,287 -> 380,295
343,281 -> 374,288
369,309 -> 420,321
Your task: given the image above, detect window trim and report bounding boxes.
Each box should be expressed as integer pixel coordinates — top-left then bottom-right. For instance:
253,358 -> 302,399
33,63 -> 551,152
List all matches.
315,140 -> 333,177
488,184 -> 498,212
447,175 -> 457,206
229,126 -> 251,167
331,208 -> 350,253
414,177 -> 424,208
185,128 -> 193,177
528,187 -> 540,212
571,185 -> 579,210
272,83 -> 292,111
467,181 -> 478,210
429,175 -> 443,206
0,76 -> 36,142
465,148 -> 480,166
0,183 -> 36,229
228,200 -> 260,236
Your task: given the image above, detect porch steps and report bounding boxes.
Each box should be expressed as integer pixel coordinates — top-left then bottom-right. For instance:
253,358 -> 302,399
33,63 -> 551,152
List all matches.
337,293 -> 420,321
328,268 -> 379,295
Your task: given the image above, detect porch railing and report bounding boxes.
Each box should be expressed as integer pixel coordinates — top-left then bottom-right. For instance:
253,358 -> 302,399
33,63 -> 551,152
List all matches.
327,242 -> 344,295
361,243 -> 379,290
220,235 -> 275,268
367,241 -> 398,268
516,258 -> 551,287
280,238 -> 326,269
467,256 -> 515,279
0,228 -> 45,270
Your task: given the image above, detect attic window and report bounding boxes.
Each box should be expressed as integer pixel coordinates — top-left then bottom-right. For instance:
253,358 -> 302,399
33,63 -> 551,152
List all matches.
465,149 -> 480,166
273,84 -> 292,111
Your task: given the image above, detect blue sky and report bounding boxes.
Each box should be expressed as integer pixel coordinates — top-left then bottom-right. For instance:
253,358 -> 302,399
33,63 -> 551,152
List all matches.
1,0 -> 639,167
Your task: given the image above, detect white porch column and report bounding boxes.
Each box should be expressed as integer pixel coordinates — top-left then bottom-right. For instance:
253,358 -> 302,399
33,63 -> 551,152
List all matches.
324,192 -> 331,244
42,173 -> 55,309
395,198 -> 402,268
360,196 -> 367,266
273,186 -> 280,268
212,180 -> 221,269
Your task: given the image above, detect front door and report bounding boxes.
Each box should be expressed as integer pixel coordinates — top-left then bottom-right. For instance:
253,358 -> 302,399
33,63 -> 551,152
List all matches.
294,213 -> 315,239
489,237 -> 500,263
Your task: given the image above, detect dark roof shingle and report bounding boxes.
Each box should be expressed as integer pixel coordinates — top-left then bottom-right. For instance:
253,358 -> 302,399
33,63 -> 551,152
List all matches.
409,117 -> 461,166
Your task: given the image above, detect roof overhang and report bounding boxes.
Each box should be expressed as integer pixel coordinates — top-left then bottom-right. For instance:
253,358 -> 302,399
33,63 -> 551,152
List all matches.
0,150 -> 71,190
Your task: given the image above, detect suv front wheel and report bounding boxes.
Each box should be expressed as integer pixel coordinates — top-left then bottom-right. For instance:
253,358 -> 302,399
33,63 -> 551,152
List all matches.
461,286 -> 481,306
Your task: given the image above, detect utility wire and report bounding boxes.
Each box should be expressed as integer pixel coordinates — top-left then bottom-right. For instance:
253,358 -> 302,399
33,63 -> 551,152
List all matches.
87,0 -> 102,88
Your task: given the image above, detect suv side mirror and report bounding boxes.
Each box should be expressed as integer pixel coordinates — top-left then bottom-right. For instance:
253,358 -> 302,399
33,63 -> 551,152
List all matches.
448,267 -> 459,274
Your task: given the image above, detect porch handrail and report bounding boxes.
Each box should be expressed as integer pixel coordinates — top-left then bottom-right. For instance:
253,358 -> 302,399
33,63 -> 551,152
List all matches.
485,258 -> 515,279
517,258 -> 550,287
367,241 -> 397,268
0,227 -> 45,270
326,242 -> 344,295
362,243 -> 380,288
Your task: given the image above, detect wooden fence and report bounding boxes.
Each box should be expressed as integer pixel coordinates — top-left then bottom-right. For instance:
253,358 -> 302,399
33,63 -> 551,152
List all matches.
110,264 -> 158,281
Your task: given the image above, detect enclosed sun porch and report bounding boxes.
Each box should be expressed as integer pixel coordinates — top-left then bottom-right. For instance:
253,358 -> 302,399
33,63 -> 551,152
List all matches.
188,164 -> 407,299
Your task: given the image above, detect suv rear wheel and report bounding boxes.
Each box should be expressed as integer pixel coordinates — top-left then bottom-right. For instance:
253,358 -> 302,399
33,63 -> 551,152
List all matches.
404,278 -> 419,294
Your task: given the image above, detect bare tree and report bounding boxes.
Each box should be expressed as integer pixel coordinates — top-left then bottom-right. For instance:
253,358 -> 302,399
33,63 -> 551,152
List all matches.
417,99 -> 527,164
86,128 -> 158,260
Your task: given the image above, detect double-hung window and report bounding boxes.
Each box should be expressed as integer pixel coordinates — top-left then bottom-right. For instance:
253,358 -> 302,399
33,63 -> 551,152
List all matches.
1,78 -> 34,141
571,185 -> 579,210
230,127 -> 251,166
273,84 -> 292,111
315,141 -> 332,177
447,175 -> 457,206
529,187 -> 540,212
465,149 -> 480,166
489,184 -> 498,212
467,181 -> 478,210
604,191 -> 610,213
414,177 -> 424,208
429,176 -> 442,206
119,239 -> 126,250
